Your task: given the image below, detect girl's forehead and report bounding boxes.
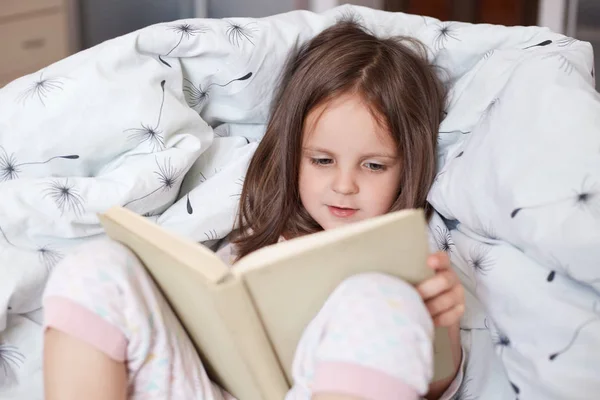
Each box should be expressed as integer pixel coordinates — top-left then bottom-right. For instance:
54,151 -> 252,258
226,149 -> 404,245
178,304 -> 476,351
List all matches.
302,93 -> 396,151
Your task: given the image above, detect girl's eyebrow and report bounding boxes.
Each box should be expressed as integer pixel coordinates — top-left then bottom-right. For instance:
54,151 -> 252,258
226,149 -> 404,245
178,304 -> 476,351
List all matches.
362,152 -> 399,160
302,146 -> 334,155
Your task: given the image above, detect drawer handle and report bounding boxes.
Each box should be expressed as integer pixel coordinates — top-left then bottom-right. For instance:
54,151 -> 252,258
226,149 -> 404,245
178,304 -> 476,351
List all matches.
21,38 -> 46,50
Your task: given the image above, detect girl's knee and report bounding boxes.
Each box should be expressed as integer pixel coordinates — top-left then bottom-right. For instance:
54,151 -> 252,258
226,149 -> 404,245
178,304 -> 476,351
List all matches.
44,238 -> 145,307
49,239 -> 139,285
335,272 -> 423,303
325,272 -> 432,331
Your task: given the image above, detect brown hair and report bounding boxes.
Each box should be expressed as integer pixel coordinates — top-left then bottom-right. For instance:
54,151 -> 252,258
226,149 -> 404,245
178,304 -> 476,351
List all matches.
233,20 -> 446,259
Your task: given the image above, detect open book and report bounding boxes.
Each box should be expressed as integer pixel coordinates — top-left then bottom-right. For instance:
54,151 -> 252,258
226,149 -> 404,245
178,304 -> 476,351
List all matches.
99,207 -> 454,400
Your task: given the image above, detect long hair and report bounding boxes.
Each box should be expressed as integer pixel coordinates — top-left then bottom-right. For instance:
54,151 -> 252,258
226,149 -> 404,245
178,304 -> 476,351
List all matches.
233,21 -> 446,259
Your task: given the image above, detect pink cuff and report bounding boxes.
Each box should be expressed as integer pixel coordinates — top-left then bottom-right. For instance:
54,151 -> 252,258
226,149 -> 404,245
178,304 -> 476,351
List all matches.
44,296 -> 127,362
312,361 -> 419,400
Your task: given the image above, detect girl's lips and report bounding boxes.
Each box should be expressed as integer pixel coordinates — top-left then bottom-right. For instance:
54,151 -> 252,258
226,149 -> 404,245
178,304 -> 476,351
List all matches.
328,205 -> 358,218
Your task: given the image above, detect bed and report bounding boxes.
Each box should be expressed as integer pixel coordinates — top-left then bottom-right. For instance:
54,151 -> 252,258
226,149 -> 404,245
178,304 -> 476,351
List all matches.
0,5 -> 599,399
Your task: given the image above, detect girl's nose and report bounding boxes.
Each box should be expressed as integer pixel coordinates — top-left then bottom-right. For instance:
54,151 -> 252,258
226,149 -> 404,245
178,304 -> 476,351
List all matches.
332,168 -> 359,195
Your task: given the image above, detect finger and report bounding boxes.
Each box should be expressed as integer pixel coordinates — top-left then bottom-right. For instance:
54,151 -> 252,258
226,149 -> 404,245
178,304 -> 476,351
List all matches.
433,304 -> 465,327
426,285 -> 464,316
417,270 -> 457,300
425,288 -> 462,317
427,252 -> 450,271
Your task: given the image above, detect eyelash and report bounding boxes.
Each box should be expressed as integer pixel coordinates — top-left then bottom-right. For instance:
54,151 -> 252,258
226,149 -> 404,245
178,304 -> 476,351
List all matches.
310,158 -> 333,166
365,162 -> 386,172
309,158 -> 387,172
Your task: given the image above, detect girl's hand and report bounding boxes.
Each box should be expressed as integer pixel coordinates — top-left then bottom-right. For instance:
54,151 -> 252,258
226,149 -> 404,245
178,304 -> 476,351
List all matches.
416,252 -> 465,327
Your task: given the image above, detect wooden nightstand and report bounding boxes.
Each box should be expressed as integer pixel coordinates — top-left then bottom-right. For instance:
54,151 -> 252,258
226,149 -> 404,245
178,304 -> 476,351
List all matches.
0,0 -> 78,87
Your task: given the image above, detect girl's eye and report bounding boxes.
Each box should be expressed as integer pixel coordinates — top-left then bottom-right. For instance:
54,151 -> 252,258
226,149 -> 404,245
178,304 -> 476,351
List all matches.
364,162 -> 386,172
311,158 -> 333,166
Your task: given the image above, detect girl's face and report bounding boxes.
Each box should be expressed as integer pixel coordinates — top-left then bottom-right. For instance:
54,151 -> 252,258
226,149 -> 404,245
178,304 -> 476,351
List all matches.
299,93 -> 402,231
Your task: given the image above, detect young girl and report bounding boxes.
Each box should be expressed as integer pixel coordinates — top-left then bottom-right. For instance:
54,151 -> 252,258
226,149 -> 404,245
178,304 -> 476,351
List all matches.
43,21 -> 465,400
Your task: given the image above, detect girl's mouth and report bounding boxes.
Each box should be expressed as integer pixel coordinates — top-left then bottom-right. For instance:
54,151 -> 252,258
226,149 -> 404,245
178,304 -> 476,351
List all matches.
327,206 -> 358,218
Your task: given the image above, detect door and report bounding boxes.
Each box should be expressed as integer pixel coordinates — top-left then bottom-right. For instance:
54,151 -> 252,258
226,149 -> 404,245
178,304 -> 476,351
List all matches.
384,0 -> 539,26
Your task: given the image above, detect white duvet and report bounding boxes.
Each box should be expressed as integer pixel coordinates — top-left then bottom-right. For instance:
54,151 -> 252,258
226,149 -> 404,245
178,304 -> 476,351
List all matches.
0,5 -> 599,399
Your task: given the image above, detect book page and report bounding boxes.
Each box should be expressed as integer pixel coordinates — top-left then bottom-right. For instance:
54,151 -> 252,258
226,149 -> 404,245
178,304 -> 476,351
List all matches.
235,209 -> 424,275
99,207 -> 230,283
